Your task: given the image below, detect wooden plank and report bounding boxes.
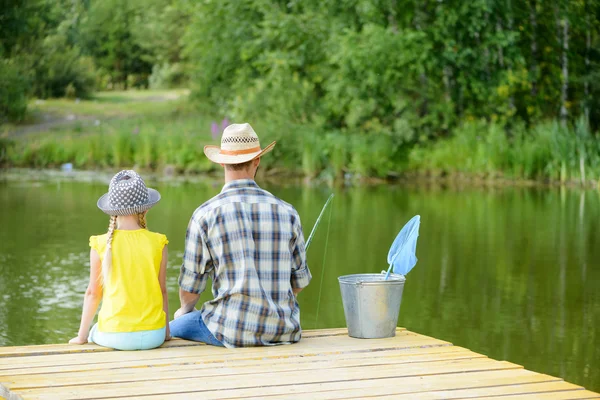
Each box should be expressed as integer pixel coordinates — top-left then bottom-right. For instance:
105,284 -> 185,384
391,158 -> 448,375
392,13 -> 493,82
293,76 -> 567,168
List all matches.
0,328 -> 362,358
2,328 -> 597,400
0,331 -> 445,371
495,391 -> 600,399
15,359 -> 522,399
0,345 -> 474,378
3,351 -> 487,390
83,369 -> 558,400
303,328 -> 390,338
340,381 -> 586,400
1,334 -> 444,375
0,339 -> 200,358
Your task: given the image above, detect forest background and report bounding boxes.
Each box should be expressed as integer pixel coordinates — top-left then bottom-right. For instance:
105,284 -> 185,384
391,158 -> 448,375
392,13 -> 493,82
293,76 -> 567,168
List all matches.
2,0 -> 600,183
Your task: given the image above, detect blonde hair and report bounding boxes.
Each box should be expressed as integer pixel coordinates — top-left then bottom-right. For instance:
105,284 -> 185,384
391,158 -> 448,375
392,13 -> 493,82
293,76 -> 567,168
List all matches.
100,215 -> 117,285
138,212 -> 147,229
100,213 -> 147,286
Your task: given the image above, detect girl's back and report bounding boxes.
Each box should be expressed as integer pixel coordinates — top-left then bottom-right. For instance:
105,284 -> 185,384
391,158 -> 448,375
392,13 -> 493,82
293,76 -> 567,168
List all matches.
91,229 -> 168,333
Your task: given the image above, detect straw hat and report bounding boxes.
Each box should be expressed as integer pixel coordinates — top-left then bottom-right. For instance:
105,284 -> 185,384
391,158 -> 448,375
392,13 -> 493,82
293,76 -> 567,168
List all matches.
204,123 -> 276,165
97,170 -> 161,216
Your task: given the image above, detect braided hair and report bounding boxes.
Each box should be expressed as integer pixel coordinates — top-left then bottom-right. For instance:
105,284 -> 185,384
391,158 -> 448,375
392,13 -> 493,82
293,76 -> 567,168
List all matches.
100,215 -> 117,285
138,212 -> 147,229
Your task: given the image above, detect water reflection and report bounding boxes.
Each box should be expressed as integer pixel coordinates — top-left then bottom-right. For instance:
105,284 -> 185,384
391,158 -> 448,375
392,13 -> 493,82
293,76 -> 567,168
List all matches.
0,178 -> 598,391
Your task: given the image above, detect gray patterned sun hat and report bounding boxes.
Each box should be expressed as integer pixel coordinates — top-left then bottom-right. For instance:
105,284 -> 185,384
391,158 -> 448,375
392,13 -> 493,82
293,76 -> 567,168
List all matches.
97,170 -> 161,216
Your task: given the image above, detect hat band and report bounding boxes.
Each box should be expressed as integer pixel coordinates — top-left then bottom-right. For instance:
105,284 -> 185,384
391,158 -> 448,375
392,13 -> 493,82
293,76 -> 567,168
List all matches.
219,146 -> 261,156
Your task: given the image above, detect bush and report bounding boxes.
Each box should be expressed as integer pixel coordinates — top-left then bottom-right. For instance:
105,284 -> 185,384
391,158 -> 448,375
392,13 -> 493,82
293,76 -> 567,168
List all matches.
408,118 -> 600,183
30,33 -> 96,99
0,60 -> 30,123
0,138 -> 15,165
148,63 -> 187,89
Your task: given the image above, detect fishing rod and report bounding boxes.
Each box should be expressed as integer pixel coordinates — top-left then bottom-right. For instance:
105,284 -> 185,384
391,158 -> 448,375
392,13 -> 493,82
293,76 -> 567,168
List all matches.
305,194 -> 334,251
307,193 -> 334,328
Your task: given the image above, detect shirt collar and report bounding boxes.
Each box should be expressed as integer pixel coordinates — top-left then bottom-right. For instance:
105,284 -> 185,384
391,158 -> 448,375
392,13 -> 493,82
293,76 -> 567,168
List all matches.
221,179 -> 260,193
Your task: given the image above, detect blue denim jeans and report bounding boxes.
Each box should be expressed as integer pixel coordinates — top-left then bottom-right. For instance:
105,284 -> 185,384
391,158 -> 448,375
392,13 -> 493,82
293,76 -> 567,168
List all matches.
169,310 -> 225,347
88,324 -> 166,351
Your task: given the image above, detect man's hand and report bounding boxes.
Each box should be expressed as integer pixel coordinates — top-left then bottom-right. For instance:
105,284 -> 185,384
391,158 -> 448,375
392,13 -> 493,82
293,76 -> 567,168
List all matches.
174,306 -> 197,319
174,307 -> 188,319
178,288 -> 201,317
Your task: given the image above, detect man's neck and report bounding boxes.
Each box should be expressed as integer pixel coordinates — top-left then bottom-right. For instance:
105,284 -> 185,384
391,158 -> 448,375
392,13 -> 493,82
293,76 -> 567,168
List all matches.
224,171 -> 255,183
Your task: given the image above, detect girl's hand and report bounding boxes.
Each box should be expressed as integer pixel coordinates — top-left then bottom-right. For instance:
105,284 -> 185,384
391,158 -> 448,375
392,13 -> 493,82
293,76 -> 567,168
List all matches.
69,336 -> 88,345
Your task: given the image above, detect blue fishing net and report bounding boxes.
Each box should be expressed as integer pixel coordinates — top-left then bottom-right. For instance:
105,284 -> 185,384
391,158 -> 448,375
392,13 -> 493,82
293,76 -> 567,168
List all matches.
387,215 -> 420,275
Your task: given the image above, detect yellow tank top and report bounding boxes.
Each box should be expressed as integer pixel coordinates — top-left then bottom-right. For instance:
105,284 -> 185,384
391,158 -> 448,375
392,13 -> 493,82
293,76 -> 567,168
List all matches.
89,229 -> 168,333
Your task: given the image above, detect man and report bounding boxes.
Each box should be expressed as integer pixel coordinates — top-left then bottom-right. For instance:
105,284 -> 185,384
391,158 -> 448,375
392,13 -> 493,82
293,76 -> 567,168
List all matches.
169,123 -> 312,348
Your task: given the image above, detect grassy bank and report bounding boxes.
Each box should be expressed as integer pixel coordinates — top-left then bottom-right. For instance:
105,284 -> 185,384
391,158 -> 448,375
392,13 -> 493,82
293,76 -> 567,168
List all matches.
409,119 -> 600,186
2,91 -> 600,186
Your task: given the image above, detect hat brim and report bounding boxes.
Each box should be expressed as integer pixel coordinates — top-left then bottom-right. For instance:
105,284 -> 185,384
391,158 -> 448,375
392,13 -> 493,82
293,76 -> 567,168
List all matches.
97,188 -> 161,216
204,141 -> 276,165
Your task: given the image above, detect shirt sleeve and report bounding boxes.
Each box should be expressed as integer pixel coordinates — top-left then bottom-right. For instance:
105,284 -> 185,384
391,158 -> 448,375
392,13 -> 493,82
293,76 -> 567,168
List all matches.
178,215 -> 213,294
290,216 -> 312,290
158,234 -> 169,247
155,233 -> 169,262
89,235 -> 105,255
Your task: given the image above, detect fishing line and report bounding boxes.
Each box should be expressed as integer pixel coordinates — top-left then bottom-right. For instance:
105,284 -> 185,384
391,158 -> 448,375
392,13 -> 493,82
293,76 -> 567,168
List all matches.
314,198 -> 333,328
306,194 -> 334,251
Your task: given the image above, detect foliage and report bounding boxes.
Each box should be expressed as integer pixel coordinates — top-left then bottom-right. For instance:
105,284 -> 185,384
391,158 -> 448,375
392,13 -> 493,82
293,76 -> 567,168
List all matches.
2,93 -> 211,172
0,60 -> 30,123
182,0 -> 600,134
148,63 -> 186,89
79,0 -> 151,89
3,0 -> 600,183
408,118 -> 600,183
30,31 -> 96,98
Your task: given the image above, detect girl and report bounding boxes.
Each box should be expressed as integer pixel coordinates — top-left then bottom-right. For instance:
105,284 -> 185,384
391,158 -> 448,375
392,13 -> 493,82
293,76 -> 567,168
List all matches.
69,170 -> 170,350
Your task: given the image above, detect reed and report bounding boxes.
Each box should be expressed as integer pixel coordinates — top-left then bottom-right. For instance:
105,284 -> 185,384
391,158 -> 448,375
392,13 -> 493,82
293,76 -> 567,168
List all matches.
408,117 -> 600,185
3,92 -> 599,186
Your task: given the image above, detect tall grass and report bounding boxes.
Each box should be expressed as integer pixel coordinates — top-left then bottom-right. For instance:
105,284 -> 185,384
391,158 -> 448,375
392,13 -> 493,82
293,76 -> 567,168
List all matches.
3,115 -> 214,174
409,118 -> 600,185
301,130 -> 322,179
325,132 -> 347,180
3,101 -> 600,186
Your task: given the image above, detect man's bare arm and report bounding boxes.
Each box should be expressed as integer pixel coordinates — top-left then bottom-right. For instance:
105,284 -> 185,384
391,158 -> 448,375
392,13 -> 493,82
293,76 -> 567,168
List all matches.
175,288 -> 201,318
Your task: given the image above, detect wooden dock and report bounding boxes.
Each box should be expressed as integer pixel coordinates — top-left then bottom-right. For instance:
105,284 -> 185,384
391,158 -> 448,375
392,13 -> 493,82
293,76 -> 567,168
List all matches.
1,328 -> 598,399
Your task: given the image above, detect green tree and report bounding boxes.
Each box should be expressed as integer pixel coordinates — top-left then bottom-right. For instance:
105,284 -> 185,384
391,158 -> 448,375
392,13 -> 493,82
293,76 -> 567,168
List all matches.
80,0 -> 152,89
0,59 -> 29,123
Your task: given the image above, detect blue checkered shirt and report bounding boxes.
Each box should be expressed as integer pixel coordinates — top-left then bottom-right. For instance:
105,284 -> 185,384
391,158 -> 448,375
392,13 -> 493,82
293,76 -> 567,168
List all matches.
179,179 -> 312,348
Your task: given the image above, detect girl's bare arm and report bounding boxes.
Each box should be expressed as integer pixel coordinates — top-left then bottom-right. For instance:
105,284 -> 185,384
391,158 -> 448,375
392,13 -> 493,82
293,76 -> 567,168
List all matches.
69,249 -> 103,344
159,245 -> 171,340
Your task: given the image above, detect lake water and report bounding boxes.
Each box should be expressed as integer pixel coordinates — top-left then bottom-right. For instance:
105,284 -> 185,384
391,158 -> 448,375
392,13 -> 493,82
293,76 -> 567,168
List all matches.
0,175 -> 598,391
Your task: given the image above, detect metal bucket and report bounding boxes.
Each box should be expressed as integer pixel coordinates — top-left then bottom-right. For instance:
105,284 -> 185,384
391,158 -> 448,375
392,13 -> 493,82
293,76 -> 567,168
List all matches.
338,273 -> 406,339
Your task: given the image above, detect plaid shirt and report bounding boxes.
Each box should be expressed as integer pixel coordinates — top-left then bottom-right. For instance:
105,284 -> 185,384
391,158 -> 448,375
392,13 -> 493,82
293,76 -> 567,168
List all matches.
179,179 -> 312,348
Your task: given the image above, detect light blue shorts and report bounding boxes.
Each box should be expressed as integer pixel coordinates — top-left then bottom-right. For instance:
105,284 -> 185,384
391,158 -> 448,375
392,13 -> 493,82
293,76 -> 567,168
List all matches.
88,323 -> 166,351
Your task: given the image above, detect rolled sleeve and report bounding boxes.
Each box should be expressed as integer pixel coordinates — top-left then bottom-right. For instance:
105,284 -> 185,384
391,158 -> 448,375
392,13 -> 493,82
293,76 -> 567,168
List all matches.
290,218 -> 312,290
178,264 -> 211,294
291,265 -> 312,289
179,216 -> 213,294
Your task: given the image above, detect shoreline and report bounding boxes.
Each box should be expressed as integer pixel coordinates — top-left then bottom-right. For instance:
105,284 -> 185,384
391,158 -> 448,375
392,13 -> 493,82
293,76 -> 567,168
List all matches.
2,167 -> 599,190
3,92 -> 599,191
